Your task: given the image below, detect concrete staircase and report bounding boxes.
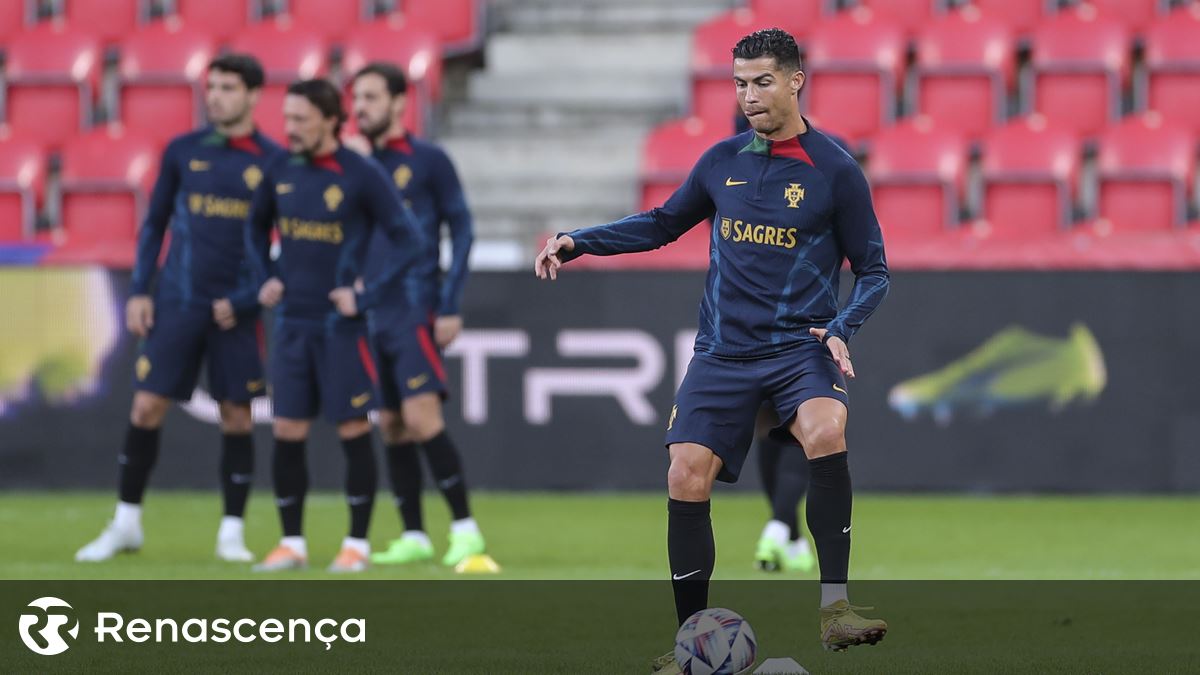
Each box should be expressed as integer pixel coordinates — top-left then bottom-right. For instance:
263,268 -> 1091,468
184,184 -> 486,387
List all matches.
438,0 -> 732,267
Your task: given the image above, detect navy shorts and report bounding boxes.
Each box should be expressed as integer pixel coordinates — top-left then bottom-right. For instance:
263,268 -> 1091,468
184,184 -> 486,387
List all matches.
371,319 -> 448,410
664,342 -> 849,483
270,319 -> 379,423
135,306 -> 265,403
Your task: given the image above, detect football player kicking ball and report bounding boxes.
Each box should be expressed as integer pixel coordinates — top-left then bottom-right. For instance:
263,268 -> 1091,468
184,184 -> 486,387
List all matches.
535,29 -> 889,667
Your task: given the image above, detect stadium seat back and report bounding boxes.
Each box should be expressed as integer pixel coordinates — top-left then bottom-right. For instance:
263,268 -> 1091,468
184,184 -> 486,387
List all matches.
229,23 -> 328,143
64,0 -> 141,41
969,0 -> 1046,33
0,1 -> 25,38
2,26 -> 100,147
641,117 -> 727,180
867,119 -> 967,235
173,0 -> 252,41
857,0 -> 941,34
915,9 -> 1015,136
1031,7 -> 1129,136
59,130 -> 158,245
1144,7 -> 1200,133
748,0 -> 824,25
118,25 -> 215,144
0,137 -> 46,240
1096,113 -> 1195,231
279,0 -> 364,39
398,0 -> 481,54
1087,0 -> 1161,31
981,117 -> 1080,235
342,21 -> 444,101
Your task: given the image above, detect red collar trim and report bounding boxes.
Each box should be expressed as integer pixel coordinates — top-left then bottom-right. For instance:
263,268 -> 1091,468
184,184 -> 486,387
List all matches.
312,151 -> 344,174
227,134 -> 262,156
386,134 -> 414,154
770,136 -> 815,165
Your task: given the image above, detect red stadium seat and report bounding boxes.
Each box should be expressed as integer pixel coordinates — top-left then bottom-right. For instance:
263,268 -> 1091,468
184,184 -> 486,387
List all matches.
229,22 -> 329,142
866,117 -> 968,238
1086,0 -> 1162,32
1,25 -> 100,148
397,0 -> 481,56
914,7 -> 1016,137
173,0 -> 253,42
117,23 -> 216,146
748,0 -> 824,25
857,0 -> 943,34
0,135 -> 47,241
276,0 -> 364,40
802,8 -> 905,142
1030,5 -> 1130,137
0,1 -> 25,38
58,128 -> 159,246
1143,6 -> 1200,133
342,19 -> 444,103
979,116 -> 1081,237
1095,112 -> 1195,233
968,0 -> 1046,34
639,117 -> 728,211
63,0 -> 142,42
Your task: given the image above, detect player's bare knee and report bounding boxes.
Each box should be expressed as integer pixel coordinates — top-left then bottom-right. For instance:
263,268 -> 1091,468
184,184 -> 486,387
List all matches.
401,395 -> 444,442
218,402 -> 253,434
129,392 -> 169,428
337,417 -> 372,440
273,418 -> 309,442
378,410 -> 409,444
800,422 -> 846,458
667,445 -> 717,501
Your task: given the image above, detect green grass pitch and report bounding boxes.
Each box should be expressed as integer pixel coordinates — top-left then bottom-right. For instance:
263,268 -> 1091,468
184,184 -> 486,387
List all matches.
2,491 -> 1198,580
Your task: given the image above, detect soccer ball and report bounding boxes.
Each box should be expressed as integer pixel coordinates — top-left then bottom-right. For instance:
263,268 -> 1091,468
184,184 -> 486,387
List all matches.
674,607 -> 757,675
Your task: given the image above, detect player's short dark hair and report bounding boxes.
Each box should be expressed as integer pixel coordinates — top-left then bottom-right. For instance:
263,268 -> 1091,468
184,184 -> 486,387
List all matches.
732,28 -> 802,72
208,53 -> 265,90
353,61 -> 408,97
286,78 -> 347,135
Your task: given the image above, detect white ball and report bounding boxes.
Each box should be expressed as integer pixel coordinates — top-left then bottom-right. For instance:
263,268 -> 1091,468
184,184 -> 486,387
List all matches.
674,607 -> 758,675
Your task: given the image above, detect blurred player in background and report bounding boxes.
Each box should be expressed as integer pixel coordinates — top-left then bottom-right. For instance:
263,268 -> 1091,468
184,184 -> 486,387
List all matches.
753,407 -> 814,574
76,54 -> 284,564
535,29 -> 889,664
347,62 -> 485,568
244,79 -> 422,573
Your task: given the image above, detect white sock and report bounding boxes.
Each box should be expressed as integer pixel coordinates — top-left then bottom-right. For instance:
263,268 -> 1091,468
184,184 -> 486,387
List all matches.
218,516 -> 244,541
342,537 -> 370,556
821,583 -> 849,607
113,502 -> 141,530
762,519 -> 789,545
401,530 -> 431,546
450,518 -> 479,536
281,536 -> 307,558
788,538 -> 811,557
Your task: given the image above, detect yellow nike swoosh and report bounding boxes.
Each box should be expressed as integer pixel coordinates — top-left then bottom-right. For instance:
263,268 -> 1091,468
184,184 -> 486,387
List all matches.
246,379 -> 265,393
351,392 -> 372,408
276,184 -> 294,194
725,178 -> 748,186
833,384 -> 848,395
189,160 -> 210,171
407,374 -> 429,390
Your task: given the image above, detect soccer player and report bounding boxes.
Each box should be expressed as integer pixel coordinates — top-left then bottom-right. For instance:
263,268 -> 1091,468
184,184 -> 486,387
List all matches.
244,79 -> 422,573
76,54 -> 284,563
534,29 -> 890,660
753,406 -> 814,574
347,62 -> 485,568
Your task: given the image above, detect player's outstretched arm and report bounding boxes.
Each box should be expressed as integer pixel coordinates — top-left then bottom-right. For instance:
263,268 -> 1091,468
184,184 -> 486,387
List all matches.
534,235 -> 574,280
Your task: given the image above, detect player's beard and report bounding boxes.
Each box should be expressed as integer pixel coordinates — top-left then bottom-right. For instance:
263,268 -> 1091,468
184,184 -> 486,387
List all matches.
356,112 -> 390,142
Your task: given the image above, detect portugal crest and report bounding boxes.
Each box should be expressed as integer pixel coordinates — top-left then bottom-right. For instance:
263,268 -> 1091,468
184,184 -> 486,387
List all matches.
393,164 -> 413,190
243,165 -> 263,190
136,356 -> 151,382
324,184 -> 344,212
785,183 -> 805,209
720,217 -> 732,240
189,193 -> 203,214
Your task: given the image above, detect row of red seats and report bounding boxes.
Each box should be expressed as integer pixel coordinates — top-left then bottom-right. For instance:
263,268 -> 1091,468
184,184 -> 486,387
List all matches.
0,0 -> 482,51
639,111 -> 1198,241
0,19 -> 444,150
692,3 -> 1200,140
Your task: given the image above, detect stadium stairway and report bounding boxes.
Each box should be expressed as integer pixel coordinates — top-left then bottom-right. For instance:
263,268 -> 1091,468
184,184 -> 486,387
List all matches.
439,0 -> 732,257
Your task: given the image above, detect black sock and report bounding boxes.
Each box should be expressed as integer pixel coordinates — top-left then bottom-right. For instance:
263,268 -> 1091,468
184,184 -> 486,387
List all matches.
118,425 -> 161,504
220,433 -> 254,518
422,431 -> 470,521
342,432 -> 377,539
272,438 -> 307,537
667,498 -> 714,626
806,452 -> 852,584
774,442 -> 809,541
386,442 -> 424,532
757,435 -> 782,509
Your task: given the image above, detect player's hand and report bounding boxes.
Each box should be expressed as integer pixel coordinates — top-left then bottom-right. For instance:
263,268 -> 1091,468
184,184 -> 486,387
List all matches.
810,328 -> 855,379
534,235 -> 574,280
329,287 -> 358,317
258,278 -> 284,308
342,135 -> 373,157
434,315 -> 463,348
126,295 -> 155,337
212,298 -> 237,330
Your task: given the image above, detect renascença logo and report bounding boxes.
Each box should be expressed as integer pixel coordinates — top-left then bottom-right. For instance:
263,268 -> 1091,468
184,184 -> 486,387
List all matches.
19,597 -> 80,656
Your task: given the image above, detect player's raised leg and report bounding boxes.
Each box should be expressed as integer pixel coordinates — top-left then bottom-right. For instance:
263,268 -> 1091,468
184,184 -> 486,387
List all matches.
789,397 -> 886,651
75,390 -> 169,561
